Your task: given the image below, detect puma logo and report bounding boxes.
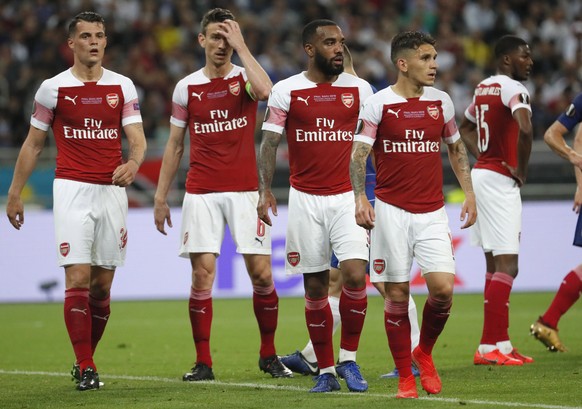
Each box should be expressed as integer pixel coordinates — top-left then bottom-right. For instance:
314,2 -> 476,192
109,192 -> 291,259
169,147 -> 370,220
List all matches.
264,306 -> 278,311
190,307 -> 207,314
386,319 -> 401,326
387,108 -> 400,118
64,95 -> 78,105
191,91 -> 204,101
297,96 -> 310,106
255,237 -> 265,246
350,308 -> 367,316
71,308 -> 87,315
308,320 -> 326,328
92,314 -> 109,321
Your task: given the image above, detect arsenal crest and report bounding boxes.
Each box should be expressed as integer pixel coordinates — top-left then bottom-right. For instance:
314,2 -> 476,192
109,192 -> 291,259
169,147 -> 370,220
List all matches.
373,259 -> 385,274
341,93 -> 354,108
60,242 -> 70,257
287,251 -> 300,267
427,105 -> 439,120
229,82 -> 240,96
106,93 -> 119,108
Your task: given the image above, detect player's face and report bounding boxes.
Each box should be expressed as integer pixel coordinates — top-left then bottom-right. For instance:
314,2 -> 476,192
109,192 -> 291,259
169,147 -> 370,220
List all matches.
509,45 -> 533,82
309,26 -> 345,76
403,44 -> 438,86
199,22 -> 234,67
68,21 -> 107,67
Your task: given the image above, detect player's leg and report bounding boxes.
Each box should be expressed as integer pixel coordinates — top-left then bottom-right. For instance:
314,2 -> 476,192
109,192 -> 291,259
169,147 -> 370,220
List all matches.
531,265 -> 582,352
88,266 -> 115,356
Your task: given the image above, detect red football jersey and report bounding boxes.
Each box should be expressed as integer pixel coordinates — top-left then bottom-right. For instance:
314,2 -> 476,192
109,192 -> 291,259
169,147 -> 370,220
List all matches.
31,68 -> 142,184
464,74 -> 532,178
262,72 -> 373,195
354,86 -> 459,213
171,66 -> 259,194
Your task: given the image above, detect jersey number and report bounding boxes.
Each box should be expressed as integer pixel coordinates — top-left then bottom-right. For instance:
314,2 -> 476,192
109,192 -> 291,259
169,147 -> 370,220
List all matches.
475,104 -> 490,153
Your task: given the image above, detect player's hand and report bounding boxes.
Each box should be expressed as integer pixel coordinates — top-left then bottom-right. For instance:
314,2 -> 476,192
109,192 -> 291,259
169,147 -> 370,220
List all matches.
257,190 -> 277,226
6,195 -> 24,230
112,160 -> 139,187
154,201 -> 172,235
501,161 -> 525,187
573,186 -> 582,213
355,194 -> 375,230
459,192 -> 477,229
217,19 -> 245,52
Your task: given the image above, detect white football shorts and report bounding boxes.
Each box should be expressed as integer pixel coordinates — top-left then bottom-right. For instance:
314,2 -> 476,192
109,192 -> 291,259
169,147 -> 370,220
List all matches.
53,178 -> 128,268
179,191 -> 271,257
370,199 -> 455,283
285,187 -> 369,275
470,168 -> 521,255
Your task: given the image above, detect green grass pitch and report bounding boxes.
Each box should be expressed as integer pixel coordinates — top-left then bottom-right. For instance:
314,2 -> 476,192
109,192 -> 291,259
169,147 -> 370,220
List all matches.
0,292 -> 581,409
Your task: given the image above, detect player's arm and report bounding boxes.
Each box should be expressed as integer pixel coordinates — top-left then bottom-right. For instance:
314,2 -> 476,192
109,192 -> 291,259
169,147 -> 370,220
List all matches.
219,19 -> 272,101
257,129 -> 282,226
350,141 -> 375,229
6,125 -> 48,230
112,122 -> 147,187
154,124 -> 187,235
544,120 -> 582,170
458,116 -> 480,159
447,138 -> 477,229
506,107 -> 533,186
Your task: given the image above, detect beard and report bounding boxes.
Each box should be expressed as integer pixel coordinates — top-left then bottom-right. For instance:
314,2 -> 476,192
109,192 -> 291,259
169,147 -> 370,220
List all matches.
314,52 -> 344,76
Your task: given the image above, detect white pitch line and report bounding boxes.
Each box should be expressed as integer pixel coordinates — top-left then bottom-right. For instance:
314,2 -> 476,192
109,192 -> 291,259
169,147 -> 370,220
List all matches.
1,369 -> 581,409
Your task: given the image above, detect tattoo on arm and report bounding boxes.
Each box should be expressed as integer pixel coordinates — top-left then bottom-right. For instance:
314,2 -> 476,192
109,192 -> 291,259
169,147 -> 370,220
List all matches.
450,139 -> 474,193
127,122 -> 146,166
350,142 -> 371,195
258,130 -> 282,191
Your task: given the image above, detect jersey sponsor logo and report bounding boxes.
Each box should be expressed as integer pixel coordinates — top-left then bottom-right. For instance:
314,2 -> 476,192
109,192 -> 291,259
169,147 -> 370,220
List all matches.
373,259 -> 385,274
341,93 -> 354,108
191,91 -> 204,101
297,96 -> 310,106
60,242 -> 70,257
106,93 -> 119,108
229,81 -> 240,96
386,108 -> 400,118
119,228 -> 128,250
287,251 -> 300,267
63,118 -> 119,139
64,95 -> 78,105
566,103 -> 576,117
193,109 -> 249,133
519,93 -> 530,105
183,232 -> 189,245
427,105 -> 439,120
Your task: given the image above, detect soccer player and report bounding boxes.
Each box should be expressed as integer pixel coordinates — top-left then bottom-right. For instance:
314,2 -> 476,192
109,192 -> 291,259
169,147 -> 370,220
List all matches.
6,11 -> 147,391
459,35 -> 534,366
530,92 -> 582,352
153,8 -> 291,381
258,20 -> 373,393
350,31 -> 477,398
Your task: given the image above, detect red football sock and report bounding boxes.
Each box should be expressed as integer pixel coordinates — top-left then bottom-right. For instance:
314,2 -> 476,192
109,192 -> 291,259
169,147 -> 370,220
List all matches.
484,272 -> 493,295
419,296 -> 452,354
89,294 -> 110,355
305,296 -> 334,369
339,286 -> 367,353
384,299 -> 412,378
253,283 -> 278,358
542,270 -> 582,329
64,288 -> 94,371
481,272 -> 513,345
189,288 -> 213,367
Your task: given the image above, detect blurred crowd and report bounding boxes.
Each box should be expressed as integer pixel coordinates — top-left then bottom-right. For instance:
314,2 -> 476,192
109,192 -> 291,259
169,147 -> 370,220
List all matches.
1,0 -> 582,149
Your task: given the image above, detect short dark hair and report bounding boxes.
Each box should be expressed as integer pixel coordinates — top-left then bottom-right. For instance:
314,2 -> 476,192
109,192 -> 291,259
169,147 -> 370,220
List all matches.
200,8 -> 235,34
302,19 -> 338,46
390,31 -> 436,65
494,35 -> 528,59
68,11 -> 105,37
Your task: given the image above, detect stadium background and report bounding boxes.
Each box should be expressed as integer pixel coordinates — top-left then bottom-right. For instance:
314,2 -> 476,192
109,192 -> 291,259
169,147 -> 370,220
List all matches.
1,0 -> 582,301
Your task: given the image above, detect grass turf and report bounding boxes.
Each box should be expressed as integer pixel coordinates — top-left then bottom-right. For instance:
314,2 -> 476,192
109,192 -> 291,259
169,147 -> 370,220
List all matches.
0,292 -> 581,409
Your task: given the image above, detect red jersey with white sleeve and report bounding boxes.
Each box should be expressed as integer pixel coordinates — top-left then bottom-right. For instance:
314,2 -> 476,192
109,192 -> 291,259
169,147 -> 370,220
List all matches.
170,66 -> 259,194
464,74 -> 532,178
354,86 -> 459,213
262,72 -> 373,195
31,68 -> 142,184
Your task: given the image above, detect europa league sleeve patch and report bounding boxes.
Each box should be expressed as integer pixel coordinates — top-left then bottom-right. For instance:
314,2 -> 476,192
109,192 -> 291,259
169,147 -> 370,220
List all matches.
355,119 -> 364,135
519,93 -> 530,105
565,104 -> 576,117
